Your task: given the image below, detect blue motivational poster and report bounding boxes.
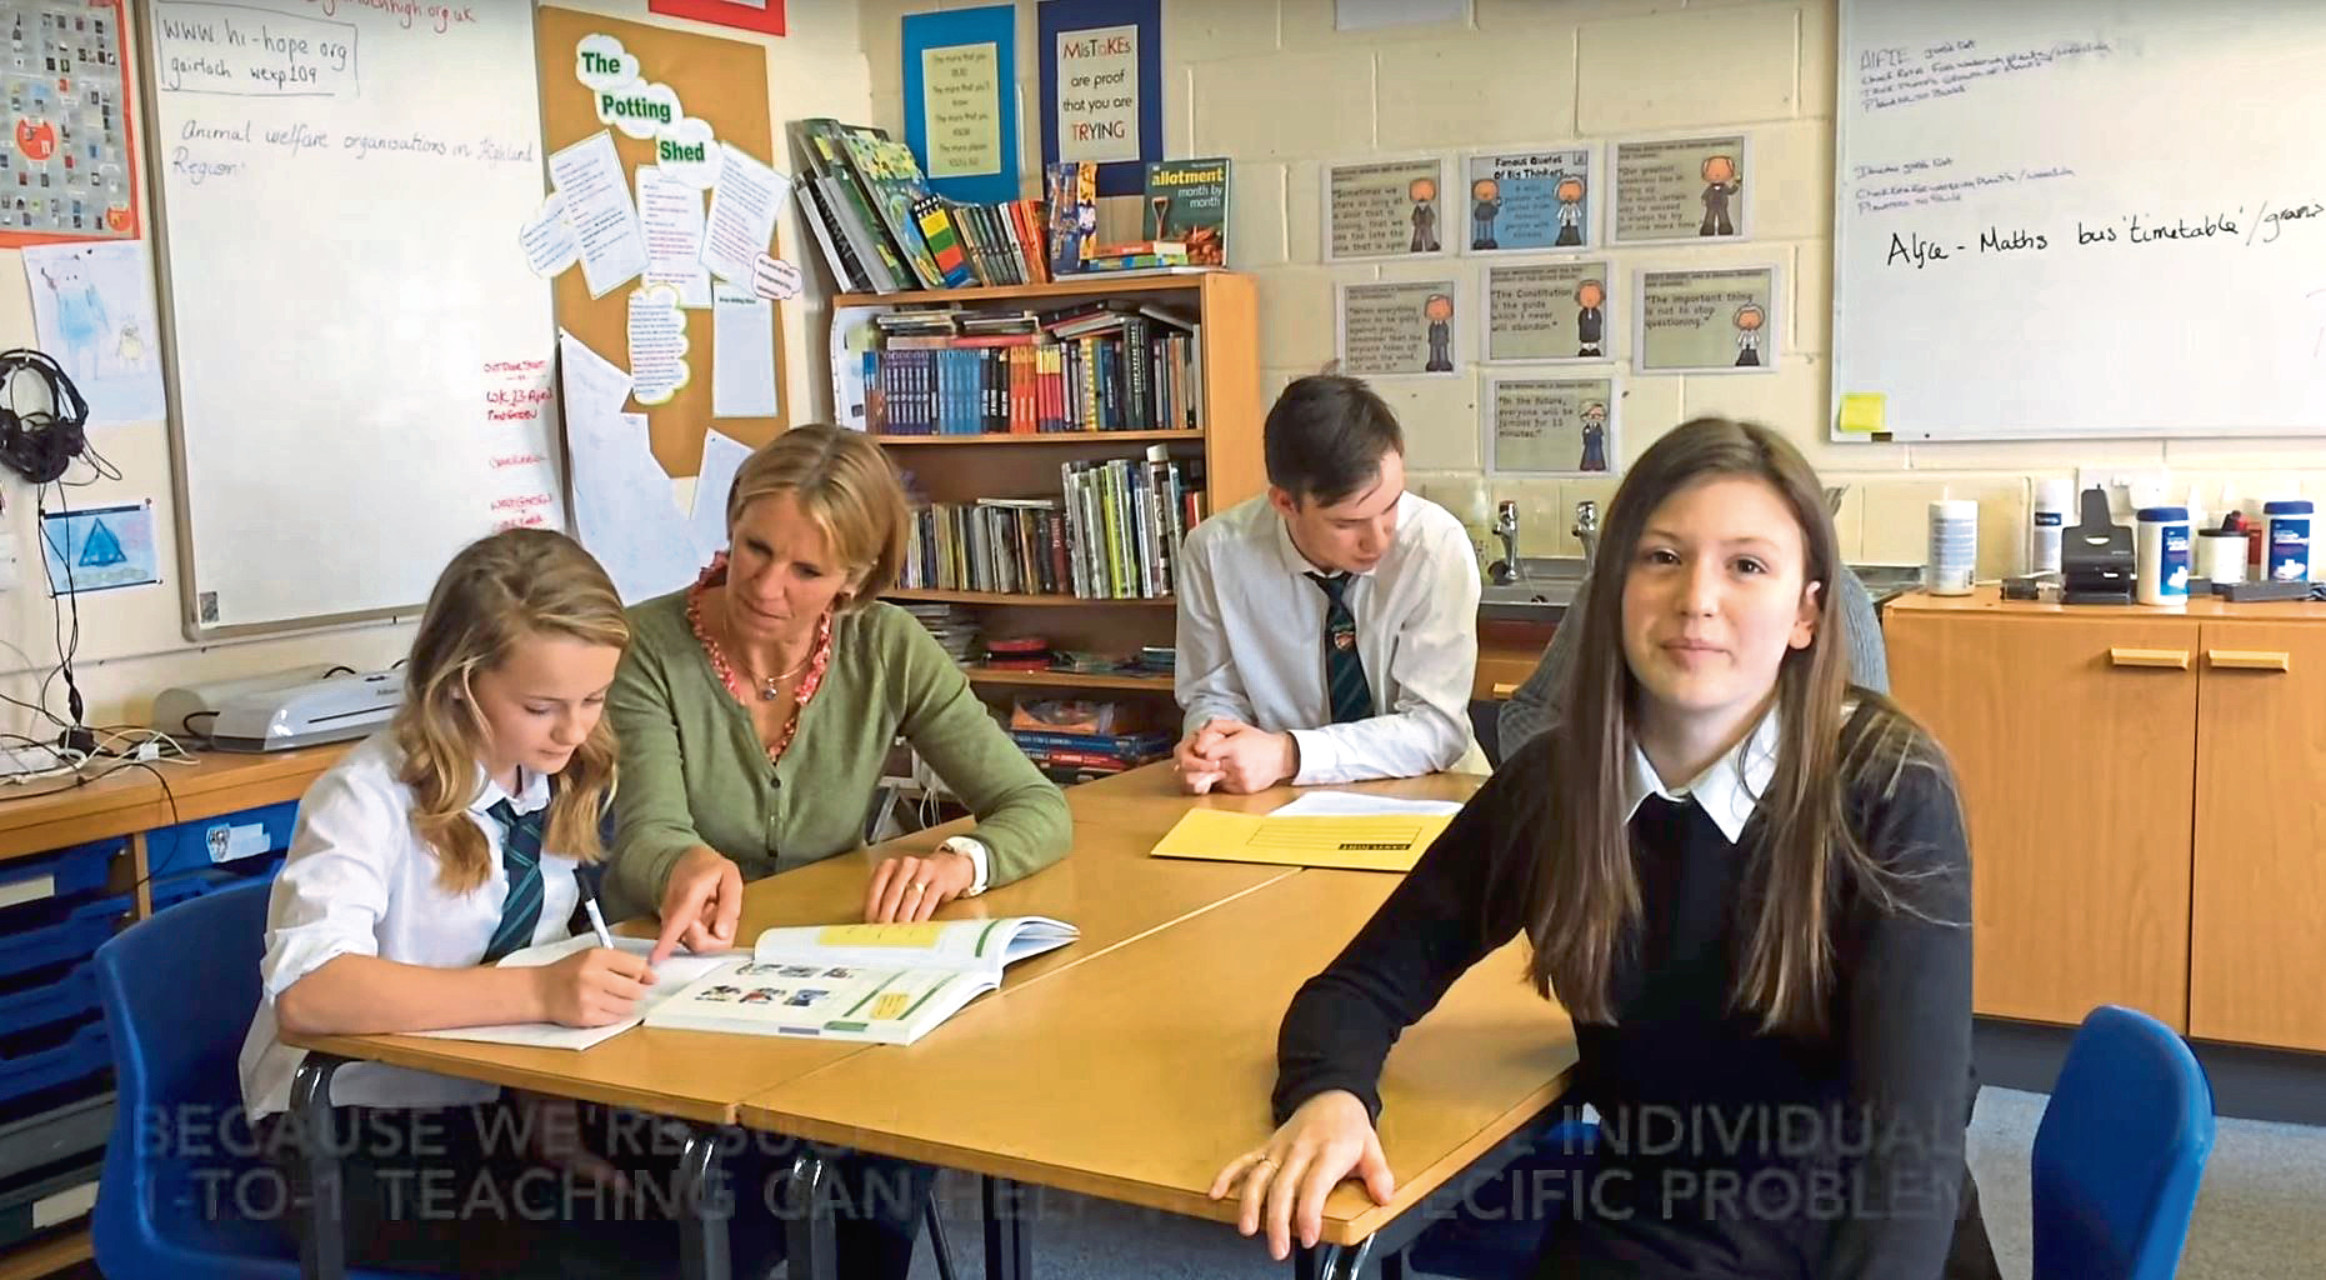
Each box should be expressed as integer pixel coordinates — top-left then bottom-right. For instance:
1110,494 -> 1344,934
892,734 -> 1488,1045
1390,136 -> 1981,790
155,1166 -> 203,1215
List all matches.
1038,0 -> 1164,198
902,7 -> 1021,205
1464,147 -> 1597,254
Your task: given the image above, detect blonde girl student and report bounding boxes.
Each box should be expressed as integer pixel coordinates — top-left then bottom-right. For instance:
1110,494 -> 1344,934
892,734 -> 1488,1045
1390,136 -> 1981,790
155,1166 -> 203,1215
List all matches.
238,528 -> 720,1278
1212,419 -> 2002,1278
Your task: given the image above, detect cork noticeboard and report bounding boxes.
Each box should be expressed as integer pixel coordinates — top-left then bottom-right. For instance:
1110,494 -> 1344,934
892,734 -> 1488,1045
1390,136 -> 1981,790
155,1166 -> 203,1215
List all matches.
536,5 -> 789,476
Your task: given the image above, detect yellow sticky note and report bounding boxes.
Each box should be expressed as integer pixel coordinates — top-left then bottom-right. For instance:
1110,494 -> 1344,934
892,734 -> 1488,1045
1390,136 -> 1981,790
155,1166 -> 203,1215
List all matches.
816,922 -> 945,948
1839,393 -> 1886,434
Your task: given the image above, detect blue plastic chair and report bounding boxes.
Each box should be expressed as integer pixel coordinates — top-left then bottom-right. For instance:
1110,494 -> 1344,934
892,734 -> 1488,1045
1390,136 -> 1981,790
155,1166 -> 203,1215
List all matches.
1409,1005 -> 2216,1279
1404,1116 -> 1598,1277
90,877 -> 418,1279
2033,1004 -> 2216,1280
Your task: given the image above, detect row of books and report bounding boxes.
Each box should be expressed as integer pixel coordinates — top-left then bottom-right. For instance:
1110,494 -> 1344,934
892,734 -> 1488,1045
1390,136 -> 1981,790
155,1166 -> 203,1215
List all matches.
899,457 -> 1203,601
865,315 -> 1203,435
788,117 -> 1051,296
788,126 -> 1236,295
1003,698 -> 1172,785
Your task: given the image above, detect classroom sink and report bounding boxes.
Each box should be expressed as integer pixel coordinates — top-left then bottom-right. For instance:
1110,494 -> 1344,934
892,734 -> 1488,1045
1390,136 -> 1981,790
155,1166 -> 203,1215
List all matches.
1479,557 -> 1590,622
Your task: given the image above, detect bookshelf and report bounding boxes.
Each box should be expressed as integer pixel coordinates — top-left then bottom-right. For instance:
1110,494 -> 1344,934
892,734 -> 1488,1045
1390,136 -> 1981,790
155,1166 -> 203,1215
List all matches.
877,429 -> 1203,447
887,588 -> 1176,608
964,668 -> 1175,693
849,269 -> 1265,738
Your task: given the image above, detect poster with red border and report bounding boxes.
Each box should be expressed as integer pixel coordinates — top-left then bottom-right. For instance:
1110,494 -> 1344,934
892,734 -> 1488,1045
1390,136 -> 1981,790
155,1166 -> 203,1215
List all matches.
645,0 -> 785,37
0,0 -> 140,246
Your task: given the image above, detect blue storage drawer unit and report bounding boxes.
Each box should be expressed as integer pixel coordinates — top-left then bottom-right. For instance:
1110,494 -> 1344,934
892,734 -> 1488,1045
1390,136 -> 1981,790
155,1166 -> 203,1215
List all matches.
0,895 -> 132,982
0,840 -> 123,912
149,856 -> 283,917
0,1019 -> 108,1108
146,800 -> 299,879
0,957 -> 97,1035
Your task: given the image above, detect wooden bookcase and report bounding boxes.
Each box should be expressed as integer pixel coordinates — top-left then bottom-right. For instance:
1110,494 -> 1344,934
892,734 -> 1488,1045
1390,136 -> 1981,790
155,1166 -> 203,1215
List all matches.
841,271 -> 1265,704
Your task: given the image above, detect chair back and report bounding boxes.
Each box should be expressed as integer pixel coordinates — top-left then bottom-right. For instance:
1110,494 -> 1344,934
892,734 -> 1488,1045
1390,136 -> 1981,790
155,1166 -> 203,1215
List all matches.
2032,1004 -> 2216,1280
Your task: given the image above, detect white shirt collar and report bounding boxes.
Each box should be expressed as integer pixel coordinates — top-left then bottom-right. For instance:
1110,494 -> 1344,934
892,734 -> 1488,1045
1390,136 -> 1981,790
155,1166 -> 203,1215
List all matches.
1622,706 -> 1780,845
468,761 -> 551,816
1271,491 -> 1406,582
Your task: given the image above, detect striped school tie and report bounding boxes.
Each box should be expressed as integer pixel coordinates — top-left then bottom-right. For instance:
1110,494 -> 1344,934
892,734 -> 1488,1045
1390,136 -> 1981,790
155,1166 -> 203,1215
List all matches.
481,799 -> 546,964
1306,572 -> 1374,725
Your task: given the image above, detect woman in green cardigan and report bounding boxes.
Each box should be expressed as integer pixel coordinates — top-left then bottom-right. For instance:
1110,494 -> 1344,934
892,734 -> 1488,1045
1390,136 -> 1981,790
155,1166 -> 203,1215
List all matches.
605,424 -> 1071,966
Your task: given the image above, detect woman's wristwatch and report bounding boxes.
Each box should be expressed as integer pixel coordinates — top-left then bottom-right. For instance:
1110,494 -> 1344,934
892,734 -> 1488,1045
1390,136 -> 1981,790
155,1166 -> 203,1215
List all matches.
936,836 -> 990,896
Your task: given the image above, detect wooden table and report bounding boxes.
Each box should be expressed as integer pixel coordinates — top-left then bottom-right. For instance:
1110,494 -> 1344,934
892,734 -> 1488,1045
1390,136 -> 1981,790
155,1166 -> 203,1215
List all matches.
282,764 -> 1561,1280
735,769 -> 1579,1280
283,763 -> 1420,1280
742,868 -> 1576,1279
0,742 -> 351,863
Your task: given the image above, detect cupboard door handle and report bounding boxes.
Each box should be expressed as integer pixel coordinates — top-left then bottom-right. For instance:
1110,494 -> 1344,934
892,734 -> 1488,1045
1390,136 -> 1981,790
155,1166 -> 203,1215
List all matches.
1490,682 -> 1518,698
2208,649 -> 2292,672
2109,647 -> 2190,669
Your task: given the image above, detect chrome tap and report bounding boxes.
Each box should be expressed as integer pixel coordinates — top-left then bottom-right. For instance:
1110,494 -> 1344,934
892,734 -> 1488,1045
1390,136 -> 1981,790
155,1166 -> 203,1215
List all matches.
1493,500 -> 1524,583
1574,500 -> 1600,566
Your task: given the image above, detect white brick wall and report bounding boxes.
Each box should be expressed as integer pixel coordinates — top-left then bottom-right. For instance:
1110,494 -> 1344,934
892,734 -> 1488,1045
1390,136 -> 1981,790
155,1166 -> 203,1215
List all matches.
857,0 -> 2326,578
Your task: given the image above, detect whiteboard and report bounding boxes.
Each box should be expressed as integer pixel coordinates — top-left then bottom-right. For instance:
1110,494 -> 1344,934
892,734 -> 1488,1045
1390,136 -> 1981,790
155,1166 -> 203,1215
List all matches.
1832,0 -> 2326,440
140,0 -> 563,637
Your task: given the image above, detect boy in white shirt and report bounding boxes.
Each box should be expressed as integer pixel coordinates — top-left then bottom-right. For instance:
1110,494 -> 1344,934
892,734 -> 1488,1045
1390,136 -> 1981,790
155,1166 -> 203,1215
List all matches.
1173,375 -> 1486,794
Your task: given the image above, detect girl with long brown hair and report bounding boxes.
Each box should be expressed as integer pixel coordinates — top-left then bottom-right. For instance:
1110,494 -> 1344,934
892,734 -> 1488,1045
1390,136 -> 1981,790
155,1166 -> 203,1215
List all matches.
237,529 -> 716,1276
1212,419 -> 1997,1276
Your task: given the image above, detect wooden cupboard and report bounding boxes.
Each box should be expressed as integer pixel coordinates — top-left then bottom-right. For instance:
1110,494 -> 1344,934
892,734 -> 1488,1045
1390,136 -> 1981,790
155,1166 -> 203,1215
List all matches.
1886,588 -> 2326,1052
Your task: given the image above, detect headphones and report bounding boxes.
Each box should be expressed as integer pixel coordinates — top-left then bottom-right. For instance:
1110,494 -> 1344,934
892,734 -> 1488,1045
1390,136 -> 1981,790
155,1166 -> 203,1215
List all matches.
0,348 -> 90,485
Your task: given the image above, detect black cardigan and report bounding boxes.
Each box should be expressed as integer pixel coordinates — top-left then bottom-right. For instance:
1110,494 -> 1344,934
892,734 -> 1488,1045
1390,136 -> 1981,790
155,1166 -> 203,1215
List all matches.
1274,705 -> 1988,1278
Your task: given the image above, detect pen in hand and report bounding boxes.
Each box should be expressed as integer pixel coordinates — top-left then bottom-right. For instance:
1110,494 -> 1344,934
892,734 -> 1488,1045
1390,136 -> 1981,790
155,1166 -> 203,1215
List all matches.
583,888 -> 617,951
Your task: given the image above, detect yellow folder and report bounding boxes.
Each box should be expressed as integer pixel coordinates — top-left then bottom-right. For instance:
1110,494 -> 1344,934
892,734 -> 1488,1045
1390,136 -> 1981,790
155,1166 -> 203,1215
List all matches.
1147,808 -> 1455,873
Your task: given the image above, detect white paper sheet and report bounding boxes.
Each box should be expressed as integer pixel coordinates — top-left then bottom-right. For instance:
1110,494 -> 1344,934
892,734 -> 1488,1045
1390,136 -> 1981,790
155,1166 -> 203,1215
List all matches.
561,332 -> 701,603
559,327 -> 632,418
690,428 -> 754,563
408,936 -> 731,1051
20,241 -> 167,426
711,284 -> 780,419
519,191 -> 580,277
750,252 -> 803,301
1269,791 -> 1464,818
637,166 -> 713,308
626,285 -> 690,405
549,130 -> 648,298
700,143 -> 789,284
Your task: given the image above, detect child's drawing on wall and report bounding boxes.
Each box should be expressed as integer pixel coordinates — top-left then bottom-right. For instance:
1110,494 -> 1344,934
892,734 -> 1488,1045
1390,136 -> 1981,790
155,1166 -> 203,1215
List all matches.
1579,401 -> 1609,472
1470,178 -> 1502,250
1424,292 -> 1455,371
1555,174 -> 1587,247
1409,176 -> 1441,253
1733,302 -> 1765,367
1575,278 -> 1606,359
1700,154 -> 1741,237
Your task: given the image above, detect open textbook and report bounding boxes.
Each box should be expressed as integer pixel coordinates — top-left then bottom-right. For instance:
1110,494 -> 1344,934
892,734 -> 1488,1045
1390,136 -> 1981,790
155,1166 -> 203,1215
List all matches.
642,916 -> 1078,1045
407,935 -> 729,1051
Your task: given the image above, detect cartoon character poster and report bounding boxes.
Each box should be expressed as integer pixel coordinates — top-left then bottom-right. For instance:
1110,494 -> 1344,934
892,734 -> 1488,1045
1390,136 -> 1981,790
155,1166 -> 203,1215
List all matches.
1463,147 -> 1595,254
1324,155 -> 1449,260
1611,134 -> 1751,245
1338,280 -> 1461,377
1483,260 -> 1616,364
1485,377 -> 1619,476
1634,265 -> 1781,374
